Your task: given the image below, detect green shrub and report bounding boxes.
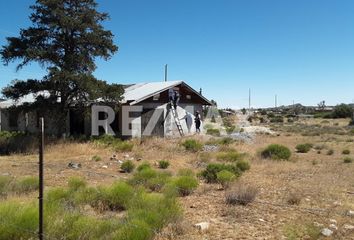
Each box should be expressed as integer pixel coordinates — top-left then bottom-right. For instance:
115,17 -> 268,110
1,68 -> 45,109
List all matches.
344,157 -> 353,163
181,139 -> 203,152
216,151 -> 245,162
105,182 -> 134,210
158,160 -> 170,169
270,116 -> 284,123
137,162 -> 151,172
332,104 -> 353,118
68,177 -> 87,192
0,201 -> 38,239
12,176 -> 39,194
261,144 -> 291,160
92,135 -> 134,152
172,176 -> 198,196
206,128 -> 221,137
114,141 -> 134,152
342,149 -> 350,155
121,160 -> 135,173
236,160 -> 251,172
92,155 -> 102,162
225,126 -> 236,134
200,163 -> 241,183
177,169 -> 194,177
112,219 -> 153,240
295,143 -> 313,153
130,168 -> 158,186
216,170 -> 235,189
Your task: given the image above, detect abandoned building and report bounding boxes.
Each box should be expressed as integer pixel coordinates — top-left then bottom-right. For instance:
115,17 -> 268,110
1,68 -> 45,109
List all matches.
0,80 -> 212,137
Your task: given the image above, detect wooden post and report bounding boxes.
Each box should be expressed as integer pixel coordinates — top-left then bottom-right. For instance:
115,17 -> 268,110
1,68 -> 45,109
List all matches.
38,117 -> 44,240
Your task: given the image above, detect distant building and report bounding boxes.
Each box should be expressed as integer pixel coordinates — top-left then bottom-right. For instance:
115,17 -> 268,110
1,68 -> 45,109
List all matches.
0,80 -> 212,138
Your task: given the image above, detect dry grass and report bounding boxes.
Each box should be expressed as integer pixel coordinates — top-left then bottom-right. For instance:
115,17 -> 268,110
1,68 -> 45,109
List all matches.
1,118 -> 354,239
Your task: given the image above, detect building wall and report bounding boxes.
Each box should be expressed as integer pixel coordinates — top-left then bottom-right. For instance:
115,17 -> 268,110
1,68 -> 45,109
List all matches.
0,109 -> 69,136
118,102 -> 203,138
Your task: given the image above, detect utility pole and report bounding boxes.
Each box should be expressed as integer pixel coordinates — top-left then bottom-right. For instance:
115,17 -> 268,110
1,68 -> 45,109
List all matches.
38,117 -> 44,240
248,88 -> 251,112
164,64 -> 168,82
275,94 -> 278,108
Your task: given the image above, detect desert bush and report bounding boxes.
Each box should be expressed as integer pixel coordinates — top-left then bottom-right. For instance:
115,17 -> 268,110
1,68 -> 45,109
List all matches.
270,116 -> 284,123
295,143 -> 313,153
327,149 -> 334,155
91,155 -> 102,162
114,141 -> 134,152
226,126 -> 236,134
226,183 -> 257,205
137,162 -> 151,172
332,104 -> 353,118
68,177 -> 87,192
105,182 -> 135,210
203,123 -> 214,130
200,163 -> 241,183
261,144 -> 291,160
216,151 -> 245,162
12,176 -> 39,194
171,176 -> 198,196
236,160 -> 251,171
344,157 -> 353,163
0,131 -> 37,155
206,128 -> 221,137
181,139 -> 203,152
92,135 -> 134,152
0,201 -> 38,239
158,160 -> 170,169
216,170 -> 235,189
342,149 -> 350,155
284,222 -> 321,240
121,160 -> 135,173
177,169 -> 194,177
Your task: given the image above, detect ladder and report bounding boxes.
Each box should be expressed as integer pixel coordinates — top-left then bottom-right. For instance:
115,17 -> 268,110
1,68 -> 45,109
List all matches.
171,107 -> 184,137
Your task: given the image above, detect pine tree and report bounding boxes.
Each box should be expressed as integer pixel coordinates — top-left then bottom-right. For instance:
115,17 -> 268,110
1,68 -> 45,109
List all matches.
1,0 -> 123,135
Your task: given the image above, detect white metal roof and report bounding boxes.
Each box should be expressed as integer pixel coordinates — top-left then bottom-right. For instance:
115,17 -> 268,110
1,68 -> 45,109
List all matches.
0,91 -> 50,109
122,80 -> 183,105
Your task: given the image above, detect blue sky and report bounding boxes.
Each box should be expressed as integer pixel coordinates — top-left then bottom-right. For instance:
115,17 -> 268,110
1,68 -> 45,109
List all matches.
1,0 -> 354,108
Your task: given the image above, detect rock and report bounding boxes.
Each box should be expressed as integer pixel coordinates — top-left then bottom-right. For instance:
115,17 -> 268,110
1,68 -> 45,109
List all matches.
68,162 -> 82,169
118,160 -> 123,164
333,201 -> 341,206
102,165 -> 108,169
329,224 -> 338,230
321,228 -> 333,237
329,219 -> 337,224
347,210 -> 354,217
194,222 -> 209,231
259,218 -> 266,222
123,154 -> 130,158
343,224 -> 354,230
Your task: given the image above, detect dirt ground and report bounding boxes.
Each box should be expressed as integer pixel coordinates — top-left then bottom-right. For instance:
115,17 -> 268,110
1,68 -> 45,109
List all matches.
1,118 -> 354,240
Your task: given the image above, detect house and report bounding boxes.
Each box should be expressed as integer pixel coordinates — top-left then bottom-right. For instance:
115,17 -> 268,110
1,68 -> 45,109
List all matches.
0,80 -> 212,138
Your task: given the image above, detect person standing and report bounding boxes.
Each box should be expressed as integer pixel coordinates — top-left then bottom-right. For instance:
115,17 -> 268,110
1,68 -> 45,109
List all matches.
180,112 -> 193,133
173,90 -> 180,109
168,88 -> 175,107
195,111 -> 201,133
